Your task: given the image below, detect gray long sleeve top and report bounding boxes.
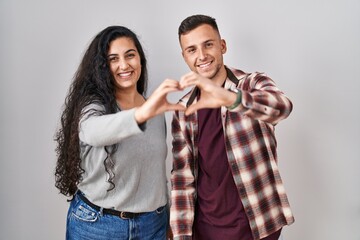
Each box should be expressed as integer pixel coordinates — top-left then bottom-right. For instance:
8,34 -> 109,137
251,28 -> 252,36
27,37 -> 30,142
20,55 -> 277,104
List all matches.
77,103 -> 168,212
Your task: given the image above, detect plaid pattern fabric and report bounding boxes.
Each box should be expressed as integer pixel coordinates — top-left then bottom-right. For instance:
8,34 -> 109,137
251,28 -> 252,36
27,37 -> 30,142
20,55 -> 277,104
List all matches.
170,67 -> 295,240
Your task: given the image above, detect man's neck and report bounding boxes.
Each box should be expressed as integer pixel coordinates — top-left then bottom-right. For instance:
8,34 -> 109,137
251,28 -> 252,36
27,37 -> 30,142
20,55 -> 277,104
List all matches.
212,66 -> 227,87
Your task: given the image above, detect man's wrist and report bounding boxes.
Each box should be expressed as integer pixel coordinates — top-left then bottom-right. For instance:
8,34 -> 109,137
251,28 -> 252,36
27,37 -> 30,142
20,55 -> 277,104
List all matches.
226,89 -> 242,110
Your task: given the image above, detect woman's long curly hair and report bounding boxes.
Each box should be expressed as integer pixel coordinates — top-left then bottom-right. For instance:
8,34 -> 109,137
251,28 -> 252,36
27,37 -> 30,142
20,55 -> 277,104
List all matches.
55,26 -> 148,197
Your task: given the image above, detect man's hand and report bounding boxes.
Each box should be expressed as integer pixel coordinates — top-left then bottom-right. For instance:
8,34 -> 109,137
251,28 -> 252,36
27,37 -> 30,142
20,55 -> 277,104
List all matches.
179,71 -> 237,115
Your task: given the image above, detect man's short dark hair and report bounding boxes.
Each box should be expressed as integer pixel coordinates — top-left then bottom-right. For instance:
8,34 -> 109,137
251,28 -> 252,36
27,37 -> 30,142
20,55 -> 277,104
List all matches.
178,14 -> 219,39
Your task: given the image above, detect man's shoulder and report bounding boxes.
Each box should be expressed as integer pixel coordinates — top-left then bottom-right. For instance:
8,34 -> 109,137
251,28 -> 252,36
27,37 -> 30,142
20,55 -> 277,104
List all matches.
227,66 -> 266,79
227,66 -> 272,88
227,66 -> 247,78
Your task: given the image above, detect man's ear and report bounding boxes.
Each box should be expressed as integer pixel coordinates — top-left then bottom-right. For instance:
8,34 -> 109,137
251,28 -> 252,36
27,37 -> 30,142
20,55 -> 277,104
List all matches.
221,39 -> 227,54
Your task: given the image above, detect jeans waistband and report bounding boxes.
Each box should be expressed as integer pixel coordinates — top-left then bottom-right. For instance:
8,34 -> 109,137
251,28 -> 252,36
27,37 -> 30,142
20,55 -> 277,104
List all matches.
76,191 -> 145,219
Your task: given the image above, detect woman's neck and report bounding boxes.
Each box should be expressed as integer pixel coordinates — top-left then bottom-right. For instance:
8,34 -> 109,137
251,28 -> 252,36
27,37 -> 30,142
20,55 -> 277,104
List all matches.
116,89 -> 145,110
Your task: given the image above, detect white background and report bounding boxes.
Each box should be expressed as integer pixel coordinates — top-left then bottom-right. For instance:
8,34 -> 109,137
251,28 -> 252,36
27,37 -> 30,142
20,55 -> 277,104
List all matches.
1,0 -> 359,239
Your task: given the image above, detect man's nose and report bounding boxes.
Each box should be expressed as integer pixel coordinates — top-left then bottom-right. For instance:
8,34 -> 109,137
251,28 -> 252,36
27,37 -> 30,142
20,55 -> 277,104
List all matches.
198,48 -> 207,61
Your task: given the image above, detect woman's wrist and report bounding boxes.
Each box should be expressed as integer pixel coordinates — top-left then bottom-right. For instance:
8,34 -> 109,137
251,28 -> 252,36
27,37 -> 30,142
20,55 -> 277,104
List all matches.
134,107 -> 147,124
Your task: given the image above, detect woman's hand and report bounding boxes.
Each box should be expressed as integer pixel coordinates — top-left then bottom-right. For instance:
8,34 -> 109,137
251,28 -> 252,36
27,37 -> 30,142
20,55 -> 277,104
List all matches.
135,79 -> 185,123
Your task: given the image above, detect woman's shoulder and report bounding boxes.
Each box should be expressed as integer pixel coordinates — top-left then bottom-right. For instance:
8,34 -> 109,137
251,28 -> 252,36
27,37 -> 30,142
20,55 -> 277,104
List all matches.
81,102 -> 106,114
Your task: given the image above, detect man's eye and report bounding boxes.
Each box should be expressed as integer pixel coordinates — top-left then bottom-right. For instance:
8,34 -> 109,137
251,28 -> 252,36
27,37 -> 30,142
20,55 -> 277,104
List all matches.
187,49 -> 195,54
206,43 -> 213,47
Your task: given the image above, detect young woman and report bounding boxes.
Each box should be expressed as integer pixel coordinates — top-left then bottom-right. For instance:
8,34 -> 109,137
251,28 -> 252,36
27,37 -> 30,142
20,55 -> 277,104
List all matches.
55,26 -> 183,239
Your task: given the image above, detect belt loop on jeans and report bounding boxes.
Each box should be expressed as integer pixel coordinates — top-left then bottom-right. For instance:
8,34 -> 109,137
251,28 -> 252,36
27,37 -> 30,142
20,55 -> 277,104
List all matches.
99,207 -> 104,217
120,212 -> 130,220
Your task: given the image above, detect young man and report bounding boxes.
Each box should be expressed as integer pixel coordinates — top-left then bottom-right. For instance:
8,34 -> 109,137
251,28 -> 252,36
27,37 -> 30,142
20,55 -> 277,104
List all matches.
170,15 -> 295,240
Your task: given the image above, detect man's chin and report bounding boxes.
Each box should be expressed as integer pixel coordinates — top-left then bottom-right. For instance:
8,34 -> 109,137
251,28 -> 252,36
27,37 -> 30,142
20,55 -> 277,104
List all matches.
197,70 -> 216,79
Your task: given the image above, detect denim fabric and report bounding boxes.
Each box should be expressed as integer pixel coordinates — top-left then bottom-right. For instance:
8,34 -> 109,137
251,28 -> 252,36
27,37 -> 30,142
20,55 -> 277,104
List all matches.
66,193 -> 168,240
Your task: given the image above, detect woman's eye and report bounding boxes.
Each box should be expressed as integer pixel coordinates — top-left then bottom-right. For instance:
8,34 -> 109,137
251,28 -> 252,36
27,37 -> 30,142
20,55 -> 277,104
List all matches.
109,57 -> 118,62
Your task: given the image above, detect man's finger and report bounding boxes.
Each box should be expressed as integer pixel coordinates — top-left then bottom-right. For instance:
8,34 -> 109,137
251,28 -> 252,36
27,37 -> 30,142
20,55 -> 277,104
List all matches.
168,103 -> 186,112
185,102 -> 204,116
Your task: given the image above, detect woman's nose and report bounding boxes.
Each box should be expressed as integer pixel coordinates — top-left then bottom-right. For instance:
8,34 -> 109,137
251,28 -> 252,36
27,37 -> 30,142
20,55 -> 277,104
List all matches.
119,60 -> 129,70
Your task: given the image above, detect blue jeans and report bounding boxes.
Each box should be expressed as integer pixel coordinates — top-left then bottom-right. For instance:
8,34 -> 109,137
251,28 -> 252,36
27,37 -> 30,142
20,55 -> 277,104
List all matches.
66,193 -> 168,240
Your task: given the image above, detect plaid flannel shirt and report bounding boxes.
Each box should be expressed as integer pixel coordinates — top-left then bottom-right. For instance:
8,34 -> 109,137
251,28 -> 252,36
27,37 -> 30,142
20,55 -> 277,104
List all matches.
170,66 -> 295,240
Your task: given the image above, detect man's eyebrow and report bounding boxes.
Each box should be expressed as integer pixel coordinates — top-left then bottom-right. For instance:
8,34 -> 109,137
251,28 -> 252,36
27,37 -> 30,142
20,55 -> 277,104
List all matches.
184,39 -> 215,51
205,39 -> 214,43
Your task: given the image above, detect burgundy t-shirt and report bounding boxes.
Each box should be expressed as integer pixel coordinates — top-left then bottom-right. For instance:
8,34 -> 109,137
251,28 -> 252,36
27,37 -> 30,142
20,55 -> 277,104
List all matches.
194,107 -> 281,240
